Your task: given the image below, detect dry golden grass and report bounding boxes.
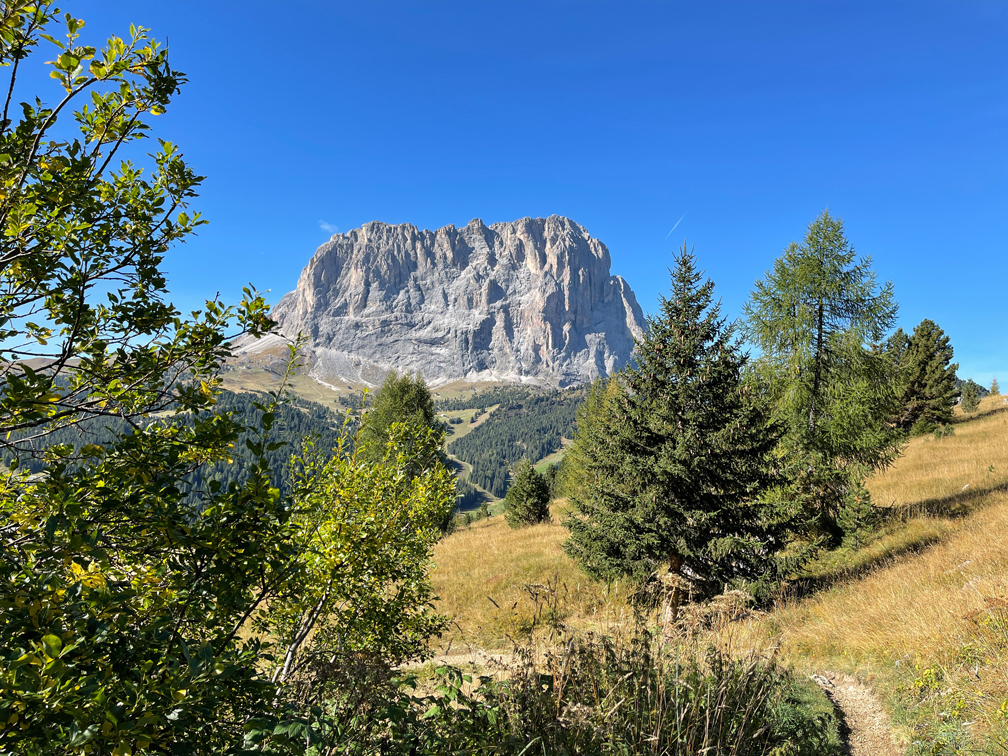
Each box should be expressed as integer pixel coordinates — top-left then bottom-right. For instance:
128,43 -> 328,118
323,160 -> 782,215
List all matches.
431,503 -> 629,649
759,493 -> 1008,745
221,367 -> 347,404
440,405 -> 497,444
755,396 -> 1008,746
430,394 -> 1008,745
869,396 -> 1008,513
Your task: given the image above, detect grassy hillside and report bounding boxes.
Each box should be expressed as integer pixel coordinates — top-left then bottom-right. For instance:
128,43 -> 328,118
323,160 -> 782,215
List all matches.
759,396 -> 1008,751
432,503 -> 631,647
431,395 -> 1008,751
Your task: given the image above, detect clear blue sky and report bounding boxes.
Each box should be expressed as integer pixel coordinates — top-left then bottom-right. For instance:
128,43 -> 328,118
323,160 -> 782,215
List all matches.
77,2 -> 1005,384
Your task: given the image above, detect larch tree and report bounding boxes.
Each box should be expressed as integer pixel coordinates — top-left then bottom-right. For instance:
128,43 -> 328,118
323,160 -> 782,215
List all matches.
564,248 -> 796,606
744,210 -> 903,543
504,458 -> 551,528
359,370 -> 444,471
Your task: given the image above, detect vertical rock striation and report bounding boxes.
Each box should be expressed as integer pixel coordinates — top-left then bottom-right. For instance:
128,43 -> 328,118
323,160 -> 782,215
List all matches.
258,215 -> 645,387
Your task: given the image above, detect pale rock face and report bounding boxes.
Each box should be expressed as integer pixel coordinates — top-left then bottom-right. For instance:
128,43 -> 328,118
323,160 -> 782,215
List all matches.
257,215 -> 645,387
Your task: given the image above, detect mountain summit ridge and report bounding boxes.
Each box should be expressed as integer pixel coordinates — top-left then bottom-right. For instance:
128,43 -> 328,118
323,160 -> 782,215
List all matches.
247,215 -> 645,387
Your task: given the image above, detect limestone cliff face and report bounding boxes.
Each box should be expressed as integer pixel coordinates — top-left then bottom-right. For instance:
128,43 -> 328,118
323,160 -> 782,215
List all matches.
262,215 -> 645,387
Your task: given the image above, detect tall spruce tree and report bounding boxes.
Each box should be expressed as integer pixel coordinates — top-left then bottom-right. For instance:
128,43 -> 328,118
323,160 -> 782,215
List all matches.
991,377 -> 1000,397
744,210 -> 902,543
564,249 -> 793,605
887,319 -> 958,434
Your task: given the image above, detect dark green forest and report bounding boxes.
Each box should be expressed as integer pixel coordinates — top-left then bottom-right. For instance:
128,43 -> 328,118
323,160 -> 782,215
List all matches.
448,388 -> 584,497
2,384 -> 585,506
2,390 -> 349,502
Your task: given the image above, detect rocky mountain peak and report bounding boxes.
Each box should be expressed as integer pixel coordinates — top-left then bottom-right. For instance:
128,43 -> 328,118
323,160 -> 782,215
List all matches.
243,215 -> 645,387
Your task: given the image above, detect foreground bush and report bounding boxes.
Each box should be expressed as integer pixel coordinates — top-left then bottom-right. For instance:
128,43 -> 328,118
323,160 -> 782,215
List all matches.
324,628 -> 843,755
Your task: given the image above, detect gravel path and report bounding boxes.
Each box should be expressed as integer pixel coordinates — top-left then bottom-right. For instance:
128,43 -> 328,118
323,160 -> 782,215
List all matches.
812,672 -> 903,756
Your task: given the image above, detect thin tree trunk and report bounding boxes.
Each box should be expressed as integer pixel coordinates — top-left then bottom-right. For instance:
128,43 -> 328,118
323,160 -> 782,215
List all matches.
809,298 -> 825,438
273,581 -> 333,686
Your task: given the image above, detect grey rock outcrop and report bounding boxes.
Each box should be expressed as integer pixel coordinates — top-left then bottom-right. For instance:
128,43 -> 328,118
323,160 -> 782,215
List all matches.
254,215 -> 645,387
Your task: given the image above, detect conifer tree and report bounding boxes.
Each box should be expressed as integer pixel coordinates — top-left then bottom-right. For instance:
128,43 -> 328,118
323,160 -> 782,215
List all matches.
359,370 -> 444,474
961,380 -> 981,414
888,319 -> 958,434
991,377 -> 1000,397
744,210 -> 902,543
564,249 -> 793,605
504,458 -> 551,528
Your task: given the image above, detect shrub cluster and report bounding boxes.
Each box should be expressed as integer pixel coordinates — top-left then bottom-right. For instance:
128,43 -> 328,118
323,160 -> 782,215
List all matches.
322,628 -> 843,755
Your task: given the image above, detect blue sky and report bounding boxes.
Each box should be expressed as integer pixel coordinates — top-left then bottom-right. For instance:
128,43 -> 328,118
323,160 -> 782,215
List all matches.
73,1 -> 1005,383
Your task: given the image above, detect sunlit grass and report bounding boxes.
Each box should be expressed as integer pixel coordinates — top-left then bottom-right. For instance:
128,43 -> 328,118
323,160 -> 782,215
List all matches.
431,394 -> 1008,746
431,503 -> 629,649
750,395 -> 1008,748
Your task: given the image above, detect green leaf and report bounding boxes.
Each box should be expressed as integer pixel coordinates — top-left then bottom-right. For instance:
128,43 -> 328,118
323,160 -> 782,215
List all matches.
41,634 -> 62,657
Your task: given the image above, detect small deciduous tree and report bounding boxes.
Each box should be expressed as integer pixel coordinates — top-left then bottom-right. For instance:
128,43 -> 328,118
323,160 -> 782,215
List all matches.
250,421 -> 455,751
565,249 -> 796,606
504,458 -> 551,528
0,8 -> 455,754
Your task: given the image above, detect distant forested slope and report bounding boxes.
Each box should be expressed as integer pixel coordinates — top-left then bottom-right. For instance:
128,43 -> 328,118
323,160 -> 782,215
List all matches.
2,390 -> 349,502
5,383 -> 590,505
435,385 -> 541,412
192,391 -> 349,499
448,388 -> 584,497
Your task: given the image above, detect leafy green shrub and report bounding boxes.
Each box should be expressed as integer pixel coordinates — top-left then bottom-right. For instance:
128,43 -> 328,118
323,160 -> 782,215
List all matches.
909,418 -> 937,437
504,458 -> 551,528
934,424 -> 955,440
838,481 -> 880,549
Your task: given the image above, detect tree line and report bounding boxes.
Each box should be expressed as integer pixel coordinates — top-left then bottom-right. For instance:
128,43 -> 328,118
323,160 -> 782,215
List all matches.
560,211 -> 974,609
2,389 -> 350,502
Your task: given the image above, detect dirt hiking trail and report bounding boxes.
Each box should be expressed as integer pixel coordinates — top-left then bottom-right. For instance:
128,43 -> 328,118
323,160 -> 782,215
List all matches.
812,672 -> 904,756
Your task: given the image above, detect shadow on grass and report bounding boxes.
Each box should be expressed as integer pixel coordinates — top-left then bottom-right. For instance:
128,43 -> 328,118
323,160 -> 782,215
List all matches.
952,403 -> 1008,427
783,533 -> 945,602
891,479 -> 1008,520
783,479 -> 1008,602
